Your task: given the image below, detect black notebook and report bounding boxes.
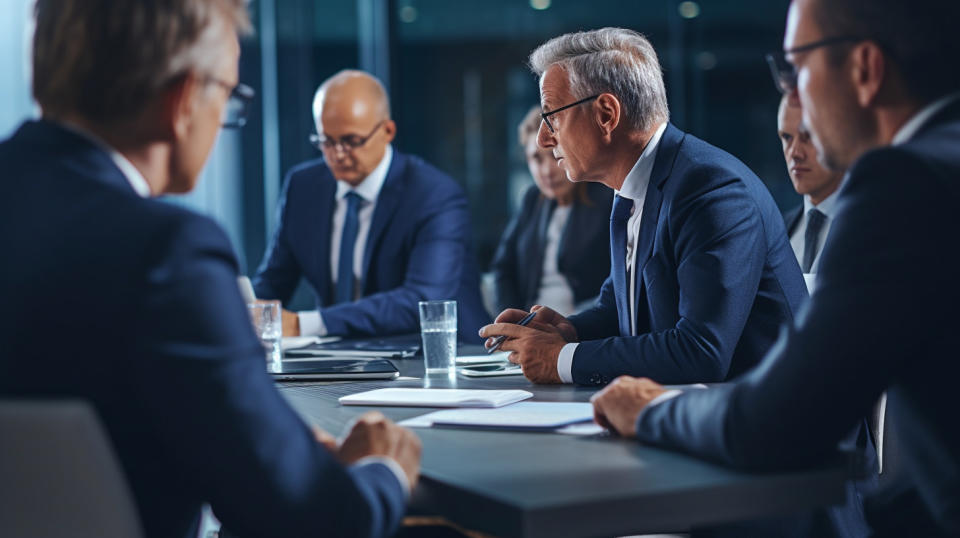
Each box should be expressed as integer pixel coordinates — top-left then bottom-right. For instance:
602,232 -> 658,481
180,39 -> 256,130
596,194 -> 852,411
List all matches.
269,358 -> 400,381
284,333 -> 422,359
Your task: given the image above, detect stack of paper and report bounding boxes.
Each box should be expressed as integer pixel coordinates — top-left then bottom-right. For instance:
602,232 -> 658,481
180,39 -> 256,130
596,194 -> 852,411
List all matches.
339,388 -> 533,408
398,402 -> 599,432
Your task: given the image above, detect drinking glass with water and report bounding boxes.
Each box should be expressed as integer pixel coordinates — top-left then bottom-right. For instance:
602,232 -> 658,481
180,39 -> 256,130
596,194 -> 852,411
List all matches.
418,300 -> 457,375
248,300 -> 282,364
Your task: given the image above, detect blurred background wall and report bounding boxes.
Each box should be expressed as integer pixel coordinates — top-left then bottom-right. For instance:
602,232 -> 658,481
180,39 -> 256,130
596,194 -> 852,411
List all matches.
1,0 -> 799,309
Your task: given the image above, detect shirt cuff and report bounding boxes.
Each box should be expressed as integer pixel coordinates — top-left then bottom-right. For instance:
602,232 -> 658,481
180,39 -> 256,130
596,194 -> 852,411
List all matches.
353,456 -> 410,498
557,343 -> 578,384
297,310 -> 327,336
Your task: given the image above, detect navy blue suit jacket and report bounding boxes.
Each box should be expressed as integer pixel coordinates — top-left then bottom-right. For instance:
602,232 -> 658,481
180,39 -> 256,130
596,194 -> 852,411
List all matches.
567,124 -> 808,385
253,152 -> 489,341
635,103 -> 960,536
0,121 -> 407,538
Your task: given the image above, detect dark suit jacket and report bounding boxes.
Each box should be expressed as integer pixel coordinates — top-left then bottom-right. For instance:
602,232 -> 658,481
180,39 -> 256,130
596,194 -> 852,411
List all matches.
490,182 -> 612,313
252,152 -> 490,341
567,124 -> 808,385
0,121 -> 406,538
784,203 -> 803,238
634,102 -> 960,536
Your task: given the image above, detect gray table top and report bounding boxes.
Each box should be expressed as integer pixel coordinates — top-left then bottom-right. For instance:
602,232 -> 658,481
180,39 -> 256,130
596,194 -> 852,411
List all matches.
278,347 -> 848,537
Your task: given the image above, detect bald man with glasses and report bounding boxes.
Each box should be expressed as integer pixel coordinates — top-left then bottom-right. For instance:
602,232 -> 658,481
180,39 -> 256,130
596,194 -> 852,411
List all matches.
253,70 -> 489,341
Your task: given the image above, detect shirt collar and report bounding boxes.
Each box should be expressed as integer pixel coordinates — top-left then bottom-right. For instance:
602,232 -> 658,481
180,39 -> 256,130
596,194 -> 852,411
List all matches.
57,121 -> 152,198
616,122 -> 668,202
335,144 -> 393,203
803,174 -> 847,219
891,92 -> 960,145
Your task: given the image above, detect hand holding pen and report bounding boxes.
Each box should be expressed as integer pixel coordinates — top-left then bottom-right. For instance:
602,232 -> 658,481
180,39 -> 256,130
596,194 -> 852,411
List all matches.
484,310 -> 537,354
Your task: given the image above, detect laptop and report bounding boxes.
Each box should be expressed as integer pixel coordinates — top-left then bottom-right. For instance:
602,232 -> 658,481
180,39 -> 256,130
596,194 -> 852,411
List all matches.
268,358 -> 400,381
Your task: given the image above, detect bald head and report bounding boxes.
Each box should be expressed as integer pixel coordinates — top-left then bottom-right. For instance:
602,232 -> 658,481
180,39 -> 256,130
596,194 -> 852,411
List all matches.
313,70 -> 391,124
311,70 -> 396,186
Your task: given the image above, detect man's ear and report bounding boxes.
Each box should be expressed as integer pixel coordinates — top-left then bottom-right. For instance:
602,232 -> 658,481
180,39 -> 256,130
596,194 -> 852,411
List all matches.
157,74 -> 198,140
851,41 -> 886,108
595,93 -> 621,138
381,119 -> 397,144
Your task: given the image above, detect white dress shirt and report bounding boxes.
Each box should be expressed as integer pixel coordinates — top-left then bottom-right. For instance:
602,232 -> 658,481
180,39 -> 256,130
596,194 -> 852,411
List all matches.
556,122 -> 668,383
535,204 -> 576,316
298,145 -> 394,336
788,182 -> 844,277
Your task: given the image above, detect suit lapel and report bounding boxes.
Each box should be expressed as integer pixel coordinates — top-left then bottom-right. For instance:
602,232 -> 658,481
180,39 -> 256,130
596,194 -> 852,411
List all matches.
634,124 -> 682,274
632,123 -> 684,330
313,170 -> 337,305
527,198 -> 554,304
361,152 -> 406,291
784,205 -> 803,237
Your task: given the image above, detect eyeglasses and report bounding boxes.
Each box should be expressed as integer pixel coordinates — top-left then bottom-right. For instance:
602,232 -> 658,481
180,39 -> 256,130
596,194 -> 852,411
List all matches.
205,78 -> 255,128
765,35 -> 864,95
309,120 -> 385,153
540,94 -> 600,133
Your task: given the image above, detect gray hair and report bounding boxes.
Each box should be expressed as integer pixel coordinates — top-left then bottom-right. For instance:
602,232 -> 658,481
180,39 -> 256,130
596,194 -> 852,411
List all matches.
529,28 -> 669,132
32,0 -> 251,122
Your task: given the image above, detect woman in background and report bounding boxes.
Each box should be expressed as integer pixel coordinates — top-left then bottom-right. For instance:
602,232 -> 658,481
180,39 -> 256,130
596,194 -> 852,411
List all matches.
491,106 -> 612,316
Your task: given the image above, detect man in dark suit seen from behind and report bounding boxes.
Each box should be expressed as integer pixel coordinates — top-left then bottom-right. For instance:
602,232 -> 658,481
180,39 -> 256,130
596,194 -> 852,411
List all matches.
777,92 -> 845,284
592,0 -> 960,535
0,2 -> 420,537
482,28 -> 807,387
252,70 -> 489,341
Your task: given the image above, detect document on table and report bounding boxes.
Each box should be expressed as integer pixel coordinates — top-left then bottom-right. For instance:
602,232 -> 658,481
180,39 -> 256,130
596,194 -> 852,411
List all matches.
339,388 -> 533,408
455,351 -> 510,366
398,401 -> 601,433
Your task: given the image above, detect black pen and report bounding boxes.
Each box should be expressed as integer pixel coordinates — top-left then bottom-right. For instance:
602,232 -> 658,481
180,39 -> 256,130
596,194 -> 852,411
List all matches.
485,310 -> 537,354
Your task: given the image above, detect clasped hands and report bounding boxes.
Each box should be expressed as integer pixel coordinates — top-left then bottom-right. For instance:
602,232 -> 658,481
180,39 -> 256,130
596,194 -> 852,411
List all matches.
313,411 -> 422,490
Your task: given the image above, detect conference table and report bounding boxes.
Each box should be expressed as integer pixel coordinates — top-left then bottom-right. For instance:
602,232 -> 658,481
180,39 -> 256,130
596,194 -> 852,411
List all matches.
277,344 -> 850,537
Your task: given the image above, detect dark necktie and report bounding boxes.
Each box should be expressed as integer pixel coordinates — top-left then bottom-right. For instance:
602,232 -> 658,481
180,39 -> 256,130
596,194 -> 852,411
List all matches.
802,208 -> 827,273
335,192 -> 362,304
610,195 -> 634,336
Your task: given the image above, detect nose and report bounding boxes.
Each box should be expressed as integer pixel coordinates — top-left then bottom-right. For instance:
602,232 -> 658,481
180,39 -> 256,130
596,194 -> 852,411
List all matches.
537,120 -> 556,149
789,139 -> 806,163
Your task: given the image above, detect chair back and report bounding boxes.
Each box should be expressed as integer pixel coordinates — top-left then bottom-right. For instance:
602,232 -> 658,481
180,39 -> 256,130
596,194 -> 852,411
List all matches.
0,400 -> 144,538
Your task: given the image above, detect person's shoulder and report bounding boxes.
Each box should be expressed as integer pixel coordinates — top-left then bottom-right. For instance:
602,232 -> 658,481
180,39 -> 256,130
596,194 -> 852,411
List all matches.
394,150 -> 465,197
675,132 -> 759,183
664,130 -> 771,207
849,143 -> 960,203
117,197 -> 235,263
520,183 -> 543,206
285,157 -> 332,188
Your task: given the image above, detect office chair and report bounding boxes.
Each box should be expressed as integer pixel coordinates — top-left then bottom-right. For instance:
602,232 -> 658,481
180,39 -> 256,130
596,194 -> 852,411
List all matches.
0,399 -> 144,538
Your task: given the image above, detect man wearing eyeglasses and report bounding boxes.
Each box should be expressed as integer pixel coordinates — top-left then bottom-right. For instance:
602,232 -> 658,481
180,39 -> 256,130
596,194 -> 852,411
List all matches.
591,0 -> 960,535
253,70 -> 489,341
0,3 -> 421,538
481,28 -> 806,388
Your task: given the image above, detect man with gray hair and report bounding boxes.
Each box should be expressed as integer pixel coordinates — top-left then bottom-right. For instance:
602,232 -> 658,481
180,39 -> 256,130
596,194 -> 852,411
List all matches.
0,2 -> 419,537
482,28 -> 807,388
